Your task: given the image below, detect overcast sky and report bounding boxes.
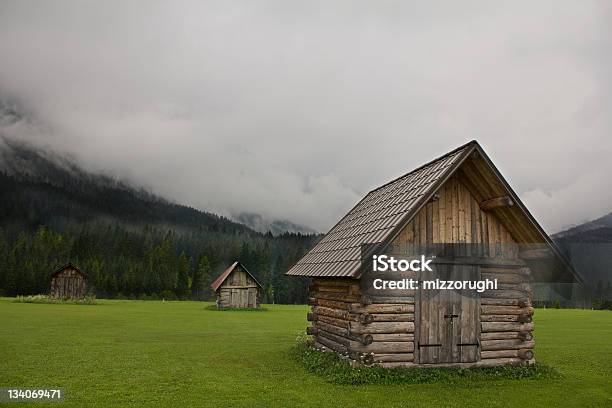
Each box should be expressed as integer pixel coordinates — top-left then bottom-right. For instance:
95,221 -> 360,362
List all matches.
0,1 -> 610,233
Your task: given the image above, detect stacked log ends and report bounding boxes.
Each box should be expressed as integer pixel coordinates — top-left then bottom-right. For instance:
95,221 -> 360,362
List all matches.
517,315 -> 532,323
480,267 -> 535,363
307,278 -> 415,367
517,348 -> 534,360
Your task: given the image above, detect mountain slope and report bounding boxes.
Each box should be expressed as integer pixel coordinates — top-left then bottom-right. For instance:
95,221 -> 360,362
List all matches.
0,137 -> 255,234
553,212 -> 612,243
553,212 -> 612,286
235,212 -> 317,235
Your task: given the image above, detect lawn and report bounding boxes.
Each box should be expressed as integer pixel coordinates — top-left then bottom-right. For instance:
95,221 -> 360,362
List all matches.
0,299 -> 611,407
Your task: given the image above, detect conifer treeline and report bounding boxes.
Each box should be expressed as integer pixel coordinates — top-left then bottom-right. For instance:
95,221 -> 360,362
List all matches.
0,223 -> 315,303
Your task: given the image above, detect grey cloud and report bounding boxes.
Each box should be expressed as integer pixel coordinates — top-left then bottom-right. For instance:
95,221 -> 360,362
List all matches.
0,0 -> 610,232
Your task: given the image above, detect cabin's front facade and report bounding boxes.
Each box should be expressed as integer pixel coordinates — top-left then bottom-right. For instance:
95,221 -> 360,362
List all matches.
50,263 -> 86,299
211,262 -> 263,308
287,141 -> 580,368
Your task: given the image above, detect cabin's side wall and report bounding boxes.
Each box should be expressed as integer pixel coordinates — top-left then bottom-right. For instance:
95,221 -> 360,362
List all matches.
50,268 -> 86,299
308,278 -> 415,366
217,267 -> 260,308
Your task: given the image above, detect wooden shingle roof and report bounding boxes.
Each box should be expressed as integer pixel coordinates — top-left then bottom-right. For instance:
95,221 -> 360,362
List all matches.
286,140 -> 581,283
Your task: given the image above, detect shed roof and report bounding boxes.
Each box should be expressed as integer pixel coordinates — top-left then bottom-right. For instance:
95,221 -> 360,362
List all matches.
52,262 -> 85,277
286,140 -> 581,283
210,261 -> 263,292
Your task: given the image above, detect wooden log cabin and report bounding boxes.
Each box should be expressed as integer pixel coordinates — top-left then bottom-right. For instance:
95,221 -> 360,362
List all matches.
287,141 -> 581,368
50,263 -> 86,299
211,262 -> 263,308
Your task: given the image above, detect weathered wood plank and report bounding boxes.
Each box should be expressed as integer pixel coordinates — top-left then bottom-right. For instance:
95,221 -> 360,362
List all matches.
373,353 -> 415,363
481,305 -> 534,316
368,313 -> 415,322
481,339 -> 535,351
349,321 -> 415,334
352,341 -> 415,354
480,298 -> 530,307
348,304 -> 415,314
313,306 -> 352,320
316,335 -> 348,355
370,333 -> 415,342
481,331 -> 533,341
315,299 -> 350,310
317,315 -> 351,329
315,291 -> 361,302
481,322 -> 533,332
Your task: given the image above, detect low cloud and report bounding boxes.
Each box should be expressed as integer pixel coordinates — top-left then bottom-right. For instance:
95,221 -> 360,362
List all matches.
0,1 -> 610,232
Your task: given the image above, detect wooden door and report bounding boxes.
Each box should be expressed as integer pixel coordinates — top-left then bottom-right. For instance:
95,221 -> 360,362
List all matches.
417,264 -> 480,364
239,289 -> 248,308
248,288 -> 257,308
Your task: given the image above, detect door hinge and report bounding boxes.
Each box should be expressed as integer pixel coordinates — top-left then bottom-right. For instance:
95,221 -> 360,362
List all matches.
418,343 -> 442,349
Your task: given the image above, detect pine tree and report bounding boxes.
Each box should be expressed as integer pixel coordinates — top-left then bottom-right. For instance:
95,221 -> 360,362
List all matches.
176,251 -> 190,299
192,255 -> 211,300
0,229 -> 7,295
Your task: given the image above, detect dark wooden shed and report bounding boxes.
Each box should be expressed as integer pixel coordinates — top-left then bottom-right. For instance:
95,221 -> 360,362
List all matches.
50,263 -> 86,299
211,262 -> 263,308
287,140 -> 581,368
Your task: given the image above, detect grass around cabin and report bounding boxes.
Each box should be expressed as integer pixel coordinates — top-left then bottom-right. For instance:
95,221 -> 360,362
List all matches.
0,299 -> 611,407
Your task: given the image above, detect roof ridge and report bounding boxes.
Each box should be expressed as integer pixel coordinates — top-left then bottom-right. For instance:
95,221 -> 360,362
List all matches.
367,140 -> 479,195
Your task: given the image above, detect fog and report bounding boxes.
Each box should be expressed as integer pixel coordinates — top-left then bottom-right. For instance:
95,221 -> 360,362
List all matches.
0,1 -> 610,232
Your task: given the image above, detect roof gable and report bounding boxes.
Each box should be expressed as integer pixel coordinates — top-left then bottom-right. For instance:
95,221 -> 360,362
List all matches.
52,262 -> 85,277
286,141 -> 581,283
210,261 -> 263,291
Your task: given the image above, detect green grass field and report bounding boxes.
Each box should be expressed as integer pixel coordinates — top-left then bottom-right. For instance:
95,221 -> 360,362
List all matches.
1,299 -> 611,407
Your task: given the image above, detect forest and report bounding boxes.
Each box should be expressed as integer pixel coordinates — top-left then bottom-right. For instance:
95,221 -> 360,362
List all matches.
0,223 -> 316,303
0,140 -> 319,302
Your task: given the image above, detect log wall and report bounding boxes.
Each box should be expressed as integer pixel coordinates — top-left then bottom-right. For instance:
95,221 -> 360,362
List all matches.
478,266 -> 534,365
308,278 -> 416,368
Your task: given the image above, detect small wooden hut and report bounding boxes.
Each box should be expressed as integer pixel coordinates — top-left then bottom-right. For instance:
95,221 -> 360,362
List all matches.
287,140 -> 581,368
211,262 -> 263,308
50,263 -> 86,299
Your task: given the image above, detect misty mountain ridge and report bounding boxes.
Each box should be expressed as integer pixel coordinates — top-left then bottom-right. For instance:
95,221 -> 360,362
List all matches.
0,137 -> 316,236
0,99 -> 24,127
553,212 -> 612,286
553,212 -> 612,242
235,212 -> 317,235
